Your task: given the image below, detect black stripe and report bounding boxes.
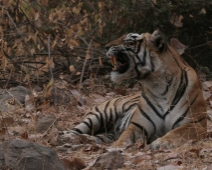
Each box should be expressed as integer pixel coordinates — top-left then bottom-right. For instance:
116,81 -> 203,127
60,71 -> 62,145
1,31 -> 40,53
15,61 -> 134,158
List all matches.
113,97 -> 122,106
164,69 -> 188,118
172,70 -> 188,105
172,94 -> 198,129
87,118 -> 93,129
150,54 -> 155,72
114,98 -> 122,114
161,77 -> 173,96
106,134 -> 115,140
125,103 -> 138,111
142,47 -> 147,66
86,112 -> 95,116
132,131 -> 136,143
131,40 -> 142,54
132,55 -> 141,78
191,116 -> 206,123
119,103 -> 137,129
82,120 -> 92,130
95,107 -> 104,126
142,92 -> 163,119
94,113 -> 100,121
107,108 -> 114,127
137,105 -> 156,134
104,101 -> 110,121
131,122 -> 148,138
72,128 -> 83,134
135,54 -> 143,65
122,97 -> 139,112
70,131 -> 79,135
95,135 -> 104,142
145,90 -> 164,112
109,108 -> 113,122
114,110 -> 119,122
147,88 -> 165,100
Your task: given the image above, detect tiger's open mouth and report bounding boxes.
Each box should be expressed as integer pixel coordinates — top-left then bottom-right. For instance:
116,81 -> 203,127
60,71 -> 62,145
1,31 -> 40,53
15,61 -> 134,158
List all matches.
109,54 -> 129,74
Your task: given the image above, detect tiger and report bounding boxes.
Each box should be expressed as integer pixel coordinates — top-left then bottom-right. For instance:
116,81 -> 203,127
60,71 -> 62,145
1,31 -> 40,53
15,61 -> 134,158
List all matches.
60,30 -> 207,150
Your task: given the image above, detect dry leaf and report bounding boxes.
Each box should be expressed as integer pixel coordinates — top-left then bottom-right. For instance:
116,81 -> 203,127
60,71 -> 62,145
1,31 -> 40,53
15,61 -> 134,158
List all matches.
30,48 -> 35,55
157,165 -> 184,170
76,72 -> 81,75
115,88 -> 127,96
202,91 -> 211,100
1,117 -> 15,127
25,95 -> 35,112
131,154 -> 152,164
69,65 -> 75,72
0,127 -> 6,135
203,81 -> 212,88
93,151 -> 124,170
21,132 -> 29,139
84,144 -> 101,152
210,100 -> 212,107
2,0 -> 11,7
47,128 -> 58,145
86,48 -> 91,59
98,56 -> 103,66
170,14 -> 184,27
72,7 -> 80,14
1,55 -> 7,71
45,57 -> 55,68
34,12 -> 40,20
61,157 -> 86,170
199,8 -> 206,15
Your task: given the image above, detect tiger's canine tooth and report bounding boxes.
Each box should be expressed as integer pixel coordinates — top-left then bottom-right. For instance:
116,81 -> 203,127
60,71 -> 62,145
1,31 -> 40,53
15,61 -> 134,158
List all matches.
111,55 -> 117,70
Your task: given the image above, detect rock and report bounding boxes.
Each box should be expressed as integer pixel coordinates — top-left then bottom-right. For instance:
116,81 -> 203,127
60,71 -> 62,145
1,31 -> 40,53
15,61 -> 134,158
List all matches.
36,115 -> 56,133
0,86 -> 29,112
0,139 -> 65,170
93,151 -> 124,170
157,165 -> 184,170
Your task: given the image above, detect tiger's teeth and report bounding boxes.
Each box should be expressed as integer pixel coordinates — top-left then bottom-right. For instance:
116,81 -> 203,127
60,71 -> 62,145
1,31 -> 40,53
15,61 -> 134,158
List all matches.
112,65 -> 117,70
111,55 -> 117,70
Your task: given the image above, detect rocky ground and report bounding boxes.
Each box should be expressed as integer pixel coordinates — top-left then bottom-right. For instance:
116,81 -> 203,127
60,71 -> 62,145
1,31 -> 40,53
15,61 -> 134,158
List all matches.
0,80 -> 211,170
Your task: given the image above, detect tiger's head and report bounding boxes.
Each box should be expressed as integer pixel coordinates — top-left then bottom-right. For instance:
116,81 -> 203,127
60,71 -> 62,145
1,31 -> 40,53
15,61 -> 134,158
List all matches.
106,30 -> 167,83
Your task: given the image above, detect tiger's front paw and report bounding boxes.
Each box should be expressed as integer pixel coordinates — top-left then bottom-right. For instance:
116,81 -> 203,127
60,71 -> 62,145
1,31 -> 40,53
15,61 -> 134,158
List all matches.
112,138 -> 134,148
58,130 -> 77,143
149,138 -> 178,150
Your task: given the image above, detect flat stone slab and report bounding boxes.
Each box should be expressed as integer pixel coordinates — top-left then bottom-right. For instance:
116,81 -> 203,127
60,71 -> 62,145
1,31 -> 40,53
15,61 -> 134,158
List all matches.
0,139 -> 65,170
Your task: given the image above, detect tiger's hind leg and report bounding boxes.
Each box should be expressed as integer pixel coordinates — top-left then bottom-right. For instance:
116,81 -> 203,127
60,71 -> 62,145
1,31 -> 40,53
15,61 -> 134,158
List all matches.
111,107 -> 155,147
149,120 -> 207,150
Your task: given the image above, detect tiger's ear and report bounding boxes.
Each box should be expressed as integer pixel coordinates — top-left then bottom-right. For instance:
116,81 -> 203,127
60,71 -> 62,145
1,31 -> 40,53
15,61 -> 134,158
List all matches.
150,30 -> 166,52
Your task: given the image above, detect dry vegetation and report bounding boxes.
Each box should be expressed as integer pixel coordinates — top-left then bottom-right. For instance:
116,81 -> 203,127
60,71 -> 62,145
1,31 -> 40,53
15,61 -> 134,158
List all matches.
0,0 -> 212,169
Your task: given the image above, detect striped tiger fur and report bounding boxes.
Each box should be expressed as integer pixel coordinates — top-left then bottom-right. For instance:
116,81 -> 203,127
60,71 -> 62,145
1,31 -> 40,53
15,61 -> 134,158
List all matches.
61,30 -> 207,149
